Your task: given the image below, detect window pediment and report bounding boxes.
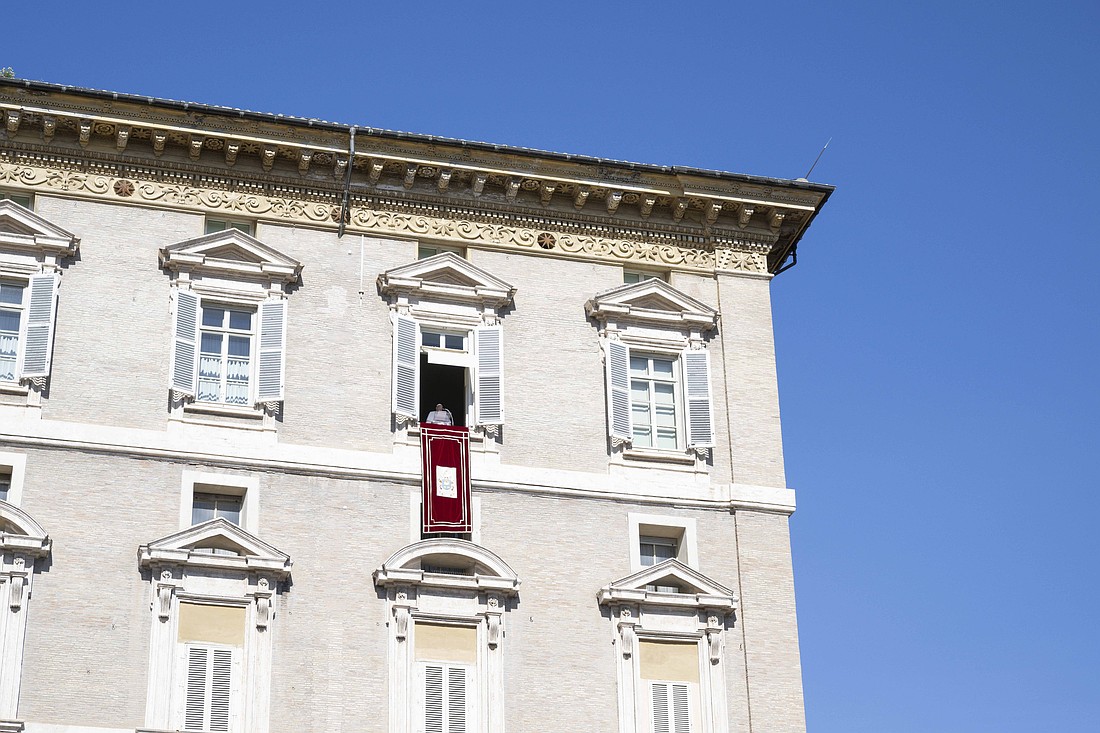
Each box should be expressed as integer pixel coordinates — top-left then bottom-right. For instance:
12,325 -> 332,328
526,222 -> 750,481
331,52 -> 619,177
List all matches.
138,517 -> 291,577
0,502 -> 50,556
160,229 -> 302,285
378,253 -> 516,310
0,199 -> 80,261
586,279 -> 718,332
598,559 -> 737,611
374,538 -> 520,595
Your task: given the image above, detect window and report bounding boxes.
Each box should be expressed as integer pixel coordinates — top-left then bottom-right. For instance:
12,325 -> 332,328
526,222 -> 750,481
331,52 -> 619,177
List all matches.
418,243 -> 465,259
192,492 -> 243,526
198,304 -> 254,406
629,514 -> 697,574
639,536 -> 677,567
0,469 -> 10,503
599,562 -> 737,733
0,500 -> 50,724
379,254 -> 516,437
587,279 -> 718,460
139,520 -> 291,733
630,354 -> 681,450
375,539 -> 519,733
0,202 -> 78,400
414,624 -> 477,733
205,218 -> 254,236
623,269 -> 665,284
161,229 -> 301,420
179,472 -> 258,534
0,191 -> 32,208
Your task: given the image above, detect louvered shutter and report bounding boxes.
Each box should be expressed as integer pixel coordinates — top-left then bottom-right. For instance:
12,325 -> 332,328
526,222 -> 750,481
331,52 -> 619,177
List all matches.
184,646 -> 208,731
447,666 -> 467,733
393,315 -> 420,420
255,299 -> 287,403
651,682 -> 671,733
605,339 -> 632,443
17,273 -> 59,378
424,664 -> 444,733
170,289 -> 200,397
474,325 -> 503,426
183,645 -> 237,733
682,349 -> 714,449
671,683 -> 691,733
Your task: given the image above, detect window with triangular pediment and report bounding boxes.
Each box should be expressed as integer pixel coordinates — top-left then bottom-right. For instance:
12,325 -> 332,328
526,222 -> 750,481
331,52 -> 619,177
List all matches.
160,230 -> 302,422
0,200 -> 79,404
138,519 -> 291,733
599,560 -> 737,733
378,254 -> 516,437
587,280 -> 719,461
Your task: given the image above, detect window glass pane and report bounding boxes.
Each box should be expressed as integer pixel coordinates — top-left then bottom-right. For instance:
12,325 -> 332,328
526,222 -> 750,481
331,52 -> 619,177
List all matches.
630,356 -> 648,376
444,334 -> 464,350
201,307 -> 225,328
0,193 -> 32,208
200,333 -> 224,355
230,221 -> 252,234
0,283 -> 23,305
204,219 -> 228,234
422,331 -> 441,348
228,310 -> 252,330
656,430 -> 678,450
0,309 -> 21,332
191,496 -> 216,524
215,496 -> 243,525
227,335 -> 251,358
623,271 -> 642,284
652,358 -> 675,377
654,383 -> 675,404
633,426 -> 653,448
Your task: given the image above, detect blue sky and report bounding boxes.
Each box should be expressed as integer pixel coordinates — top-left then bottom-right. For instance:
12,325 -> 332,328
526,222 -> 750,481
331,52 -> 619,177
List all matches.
5,1 -> 1098,730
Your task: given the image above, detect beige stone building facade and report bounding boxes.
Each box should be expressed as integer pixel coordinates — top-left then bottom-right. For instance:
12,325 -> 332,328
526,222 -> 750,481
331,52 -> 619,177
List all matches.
0,78 -> 831,733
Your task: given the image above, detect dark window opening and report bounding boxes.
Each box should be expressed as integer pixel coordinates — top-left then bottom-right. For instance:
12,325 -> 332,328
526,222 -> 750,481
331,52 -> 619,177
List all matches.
420,355 -> 467,427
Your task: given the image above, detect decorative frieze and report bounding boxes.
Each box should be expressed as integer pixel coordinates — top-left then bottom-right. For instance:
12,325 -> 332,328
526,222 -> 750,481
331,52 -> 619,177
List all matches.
0,155 -> 774,275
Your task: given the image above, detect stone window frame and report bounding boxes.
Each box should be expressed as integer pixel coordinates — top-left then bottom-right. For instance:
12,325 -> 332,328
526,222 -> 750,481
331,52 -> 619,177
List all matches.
374,538 -> 520,733
179,470 -> 260,535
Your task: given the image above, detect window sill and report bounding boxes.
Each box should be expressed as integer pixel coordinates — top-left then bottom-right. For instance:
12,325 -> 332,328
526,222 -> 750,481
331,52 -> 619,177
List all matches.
184,402 -> 264,420
622,448 -> 697,466
0,381 -> 29,396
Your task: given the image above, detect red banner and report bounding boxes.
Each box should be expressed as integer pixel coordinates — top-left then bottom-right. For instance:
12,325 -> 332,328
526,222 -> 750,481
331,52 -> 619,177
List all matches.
421,424 -> 471,534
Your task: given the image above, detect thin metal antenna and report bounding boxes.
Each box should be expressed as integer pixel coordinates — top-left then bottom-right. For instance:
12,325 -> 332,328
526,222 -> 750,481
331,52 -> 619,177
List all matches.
802,137 -> 832,180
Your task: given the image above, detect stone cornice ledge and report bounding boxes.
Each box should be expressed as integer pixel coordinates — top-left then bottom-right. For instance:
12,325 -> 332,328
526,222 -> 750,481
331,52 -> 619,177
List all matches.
0,416 -> 796,514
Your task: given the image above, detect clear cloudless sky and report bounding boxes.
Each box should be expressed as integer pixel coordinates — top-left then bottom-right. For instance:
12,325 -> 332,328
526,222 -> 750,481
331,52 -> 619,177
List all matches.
4,2 -> 1098,730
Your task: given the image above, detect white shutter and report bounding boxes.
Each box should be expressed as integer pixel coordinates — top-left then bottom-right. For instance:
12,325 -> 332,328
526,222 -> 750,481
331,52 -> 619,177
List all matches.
447,666 -> 467,733
424,664 -> 444,733
651,682 -> 671,733
184,646 -> 209,731
419,663 -> 471,733
683,349 -> 714,449
183,645 -> 237,733
474,325 -> 503,426
393,314 -> 420,420
605,339 -> 632,443
255,299 -> 287,403
170,289 -> 200,397
17,273 -> 59,378
651,682 -> 692,733
671,683 -> 691,733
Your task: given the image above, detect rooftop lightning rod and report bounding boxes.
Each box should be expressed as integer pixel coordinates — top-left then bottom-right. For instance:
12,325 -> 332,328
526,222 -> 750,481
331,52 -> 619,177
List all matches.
801,137 -> 832,180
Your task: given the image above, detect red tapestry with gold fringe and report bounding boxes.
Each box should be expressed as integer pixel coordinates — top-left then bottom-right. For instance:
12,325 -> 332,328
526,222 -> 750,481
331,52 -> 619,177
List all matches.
420,423 -> 471,533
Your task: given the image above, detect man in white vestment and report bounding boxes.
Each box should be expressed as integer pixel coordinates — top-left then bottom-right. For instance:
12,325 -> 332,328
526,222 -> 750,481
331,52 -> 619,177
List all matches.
426,403 -> 453,425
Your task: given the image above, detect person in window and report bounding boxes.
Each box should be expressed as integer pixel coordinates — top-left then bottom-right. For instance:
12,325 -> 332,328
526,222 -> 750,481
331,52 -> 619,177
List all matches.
425,403 -> 453,425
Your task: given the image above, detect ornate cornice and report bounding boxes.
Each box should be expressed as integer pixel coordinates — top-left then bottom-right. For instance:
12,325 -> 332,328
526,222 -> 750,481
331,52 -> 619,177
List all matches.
0,80 -> 832,275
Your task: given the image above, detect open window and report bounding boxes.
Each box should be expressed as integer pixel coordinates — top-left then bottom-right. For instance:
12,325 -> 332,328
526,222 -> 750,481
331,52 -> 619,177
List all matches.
374,538 -> 520,733
587,279 -> 718,462
379,253 -> 515,438
0,501 -> 51,730
0,200 -> 80,408
139,519 -> 291,733
599,560 -> 738,733
161,229 -> 302,426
